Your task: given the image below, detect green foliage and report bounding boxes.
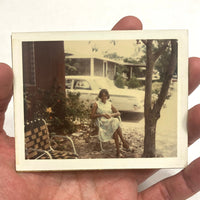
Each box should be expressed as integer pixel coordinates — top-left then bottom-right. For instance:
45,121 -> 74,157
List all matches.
151,82 -> 162,94
152,88 -> 160,95
114,75 -> 125,88
127,76 -> 141,89
147,40 -> 178,82
134,40 -> 178,82
24,87 -> 90,135
104,52 -> 123,60
123,57 -> 141,64
112,65 -> 129,88
66,92 -> 90,122
155,45 -> 171,81
116,65 -> 129,74
65,58 -> 79,75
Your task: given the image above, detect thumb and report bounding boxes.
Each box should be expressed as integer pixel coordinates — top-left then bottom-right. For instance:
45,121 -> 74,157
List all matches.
0,63 -> 13,134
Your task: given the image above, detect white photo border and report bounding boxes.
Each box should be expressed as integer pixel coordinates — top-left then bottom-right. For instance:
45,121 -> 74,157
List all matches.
12,30 -> 188,171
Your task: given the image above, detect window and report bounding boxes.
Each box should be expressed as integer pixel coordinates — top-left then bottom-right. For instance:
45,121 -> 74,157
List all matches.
74,80 -> 91,90
65,79 -> 72,89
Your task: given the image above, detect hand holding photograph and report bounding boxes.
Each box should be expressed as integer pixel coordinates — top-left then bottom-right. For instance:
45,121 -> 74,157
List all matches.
12,30 -> 188,171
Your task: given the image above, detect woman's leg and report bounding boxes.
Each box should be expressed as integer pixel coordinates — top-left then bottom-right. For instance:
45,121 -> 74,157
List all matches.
116,127 -> 129,149
113,131 -> 120,157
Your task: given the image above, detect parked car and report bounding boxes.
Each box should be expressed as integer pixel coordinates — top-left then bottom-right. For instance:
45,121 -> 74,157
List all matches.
65,76 -> 144,113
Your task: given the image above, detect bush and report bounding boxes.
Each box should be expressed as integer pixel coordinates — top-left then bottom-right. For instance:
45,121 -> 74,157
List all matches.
24,87 -> 90,135
114,75 -> 125,88
65,91 -> 90,122
127,76 -> 141,88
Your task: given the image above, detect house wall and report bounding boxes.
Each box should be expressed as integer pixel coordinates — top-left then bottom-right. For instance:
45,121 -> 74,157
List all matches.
34,41 -> 65,90
23,41 -> 65,91
22,41 -> 65,120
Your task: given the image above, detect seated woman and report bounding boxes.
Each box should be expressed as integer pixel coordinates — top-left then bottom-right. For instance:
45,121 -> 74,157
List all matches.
91,89 -> 129,158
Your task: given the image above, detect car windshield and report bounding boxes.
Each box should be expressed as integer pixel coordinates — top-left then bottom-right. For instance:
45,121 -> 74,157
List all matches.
92,78 -> 117,90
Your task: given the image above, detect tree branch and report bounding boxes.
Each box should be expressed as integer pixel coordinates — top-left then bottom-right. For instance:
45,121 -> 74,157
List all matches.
144,40 -> 154,115
152,40 -> 177,116
142,40 -> 147,46
153,40 -> 169,63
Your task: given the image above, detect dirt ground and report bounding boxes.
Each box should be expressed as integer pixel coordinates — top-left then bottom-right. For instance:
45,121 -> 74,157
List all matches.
70,123 -> 145,159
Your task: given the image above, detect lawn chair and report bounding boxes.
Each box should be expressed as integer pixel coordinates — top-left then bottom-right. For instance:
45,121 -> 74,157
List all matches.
25,119 -> 78,159
90,116 -> 121,152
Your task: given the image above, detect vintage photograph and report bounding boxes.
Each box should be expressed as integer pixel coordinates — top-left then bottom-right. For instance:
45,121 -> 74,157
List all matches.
12,31 -> 188,171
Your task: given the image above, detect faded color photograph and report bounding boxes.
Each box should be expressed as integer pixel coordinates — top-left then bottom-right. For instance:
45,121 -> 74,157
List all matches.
22,39 -> 177,160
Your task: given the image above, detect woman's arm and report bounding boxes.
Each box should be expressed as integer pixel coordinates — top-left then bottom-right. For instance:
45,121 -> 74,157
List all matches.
111,105 -> 121,117
91,102 -> 104,119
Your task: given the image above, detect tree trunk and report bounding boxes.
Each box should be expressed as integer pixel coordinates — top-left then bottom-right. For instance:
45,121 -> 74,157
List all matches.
143,40 -> 156,157
143,116 -> 157,157
143,39 -> 177,157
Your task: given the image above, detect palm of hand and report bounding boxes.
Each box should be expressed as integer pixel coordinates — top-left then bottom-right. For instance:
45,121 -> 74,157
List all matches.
1,133 -> 200,200
1,133 -> 150,200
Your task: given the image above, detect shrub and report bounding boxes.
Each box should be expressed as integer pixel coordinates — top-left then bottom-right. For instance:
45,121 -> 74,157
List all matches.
114,75 -> 125,88
127,76 -> 141,88
24,87 -> 90,135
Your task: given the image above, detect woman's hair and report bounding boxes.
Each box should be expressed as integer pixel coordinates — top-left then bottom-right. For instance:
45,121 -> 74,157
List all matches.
98,89 -> 110,99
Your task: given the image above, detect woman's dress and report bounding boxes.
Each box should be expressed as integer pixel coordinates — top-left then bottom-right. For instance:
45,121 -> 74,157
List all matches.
96,99 -> 120,142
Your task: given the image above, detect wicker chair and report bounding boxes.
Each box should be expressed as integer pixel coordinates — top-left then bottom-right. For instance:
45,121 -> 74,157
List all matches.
25,119 -> 78,159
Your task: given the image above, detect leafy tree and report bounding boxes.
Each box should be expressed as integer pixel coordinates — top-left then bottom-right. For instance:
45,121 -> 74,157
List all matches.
123,57 -> 141,64
104,52 -> 124,60
155,45 -> 177,81
142,39 -> 177,157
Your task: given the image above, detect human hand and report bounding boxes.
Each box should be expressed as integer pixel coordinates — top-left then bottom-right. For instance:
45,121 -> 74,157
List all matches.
103,113 -> 112,119
1,16 -> 200,200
